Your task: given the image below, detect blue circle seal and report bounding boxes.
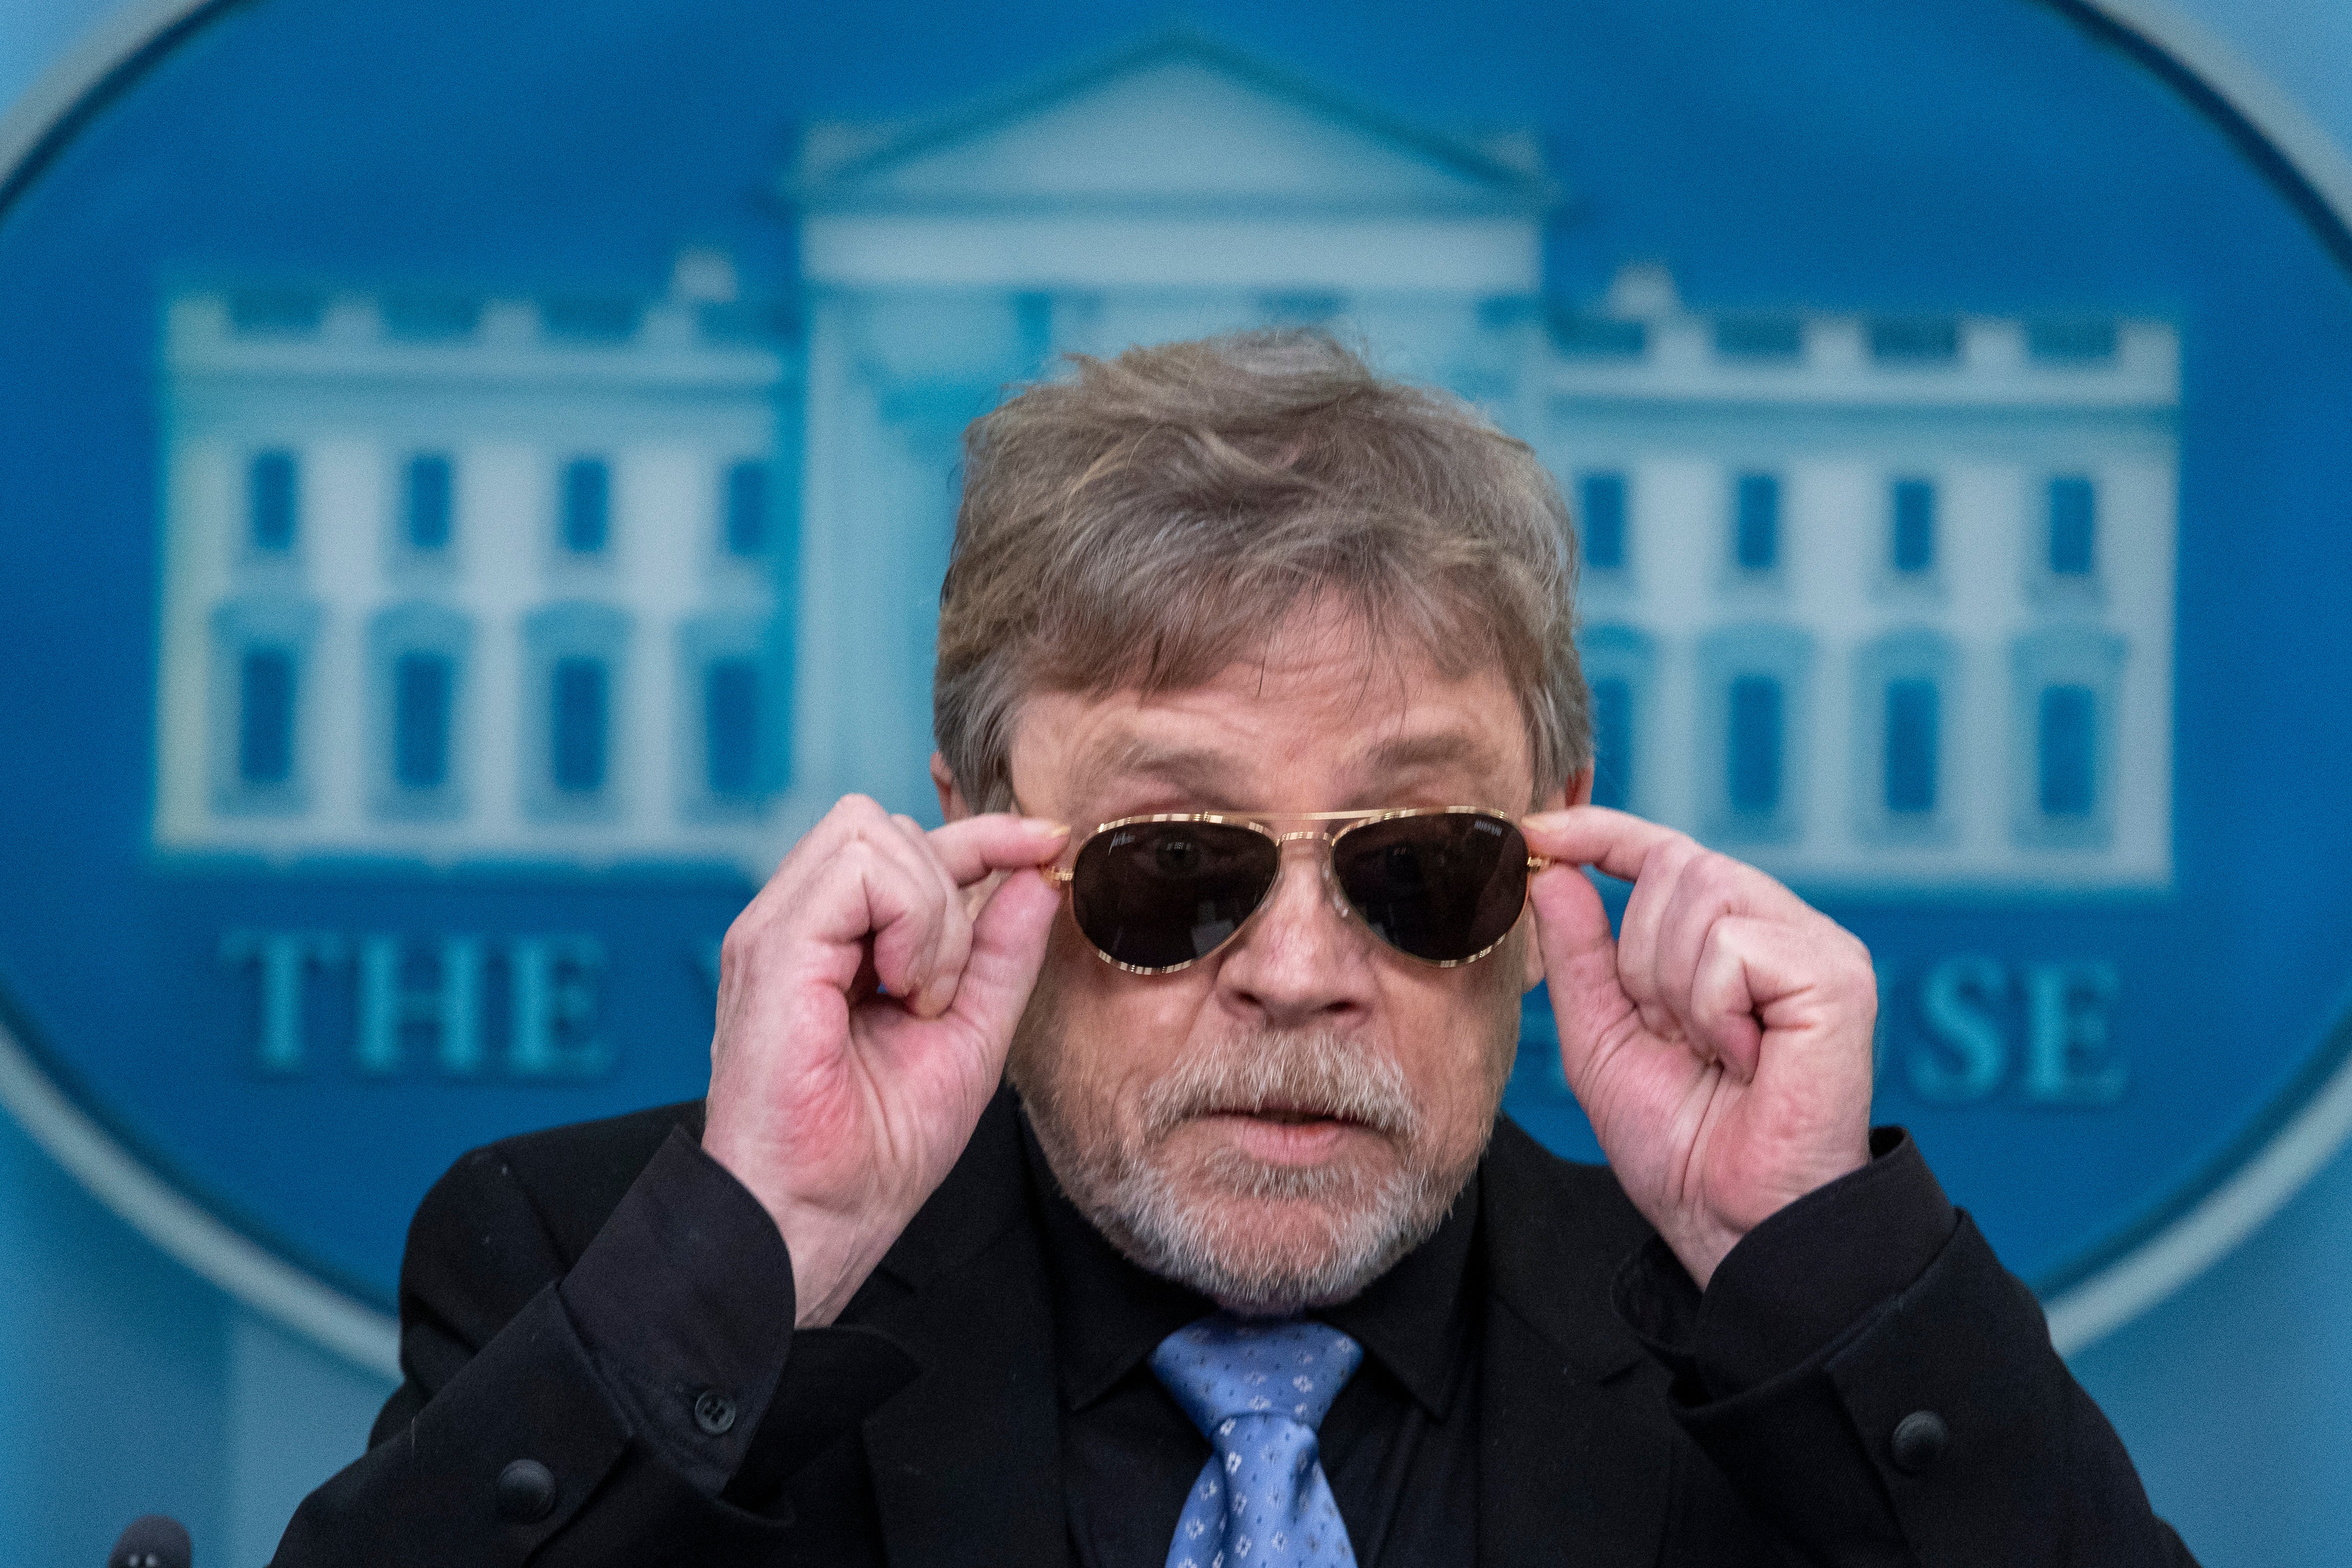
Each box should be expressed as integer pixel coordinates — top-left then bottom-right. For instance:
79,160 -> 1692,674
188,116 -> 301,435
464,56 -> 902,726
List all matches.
2,0 -> 2349,1372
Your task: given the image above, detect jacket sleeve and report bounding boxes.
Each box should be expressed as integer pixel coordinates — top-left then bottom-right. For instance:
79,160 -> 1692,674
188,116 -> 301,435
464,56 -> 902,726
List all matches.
1618,1130 -> 2199,1568
270,1127 -> 918,1566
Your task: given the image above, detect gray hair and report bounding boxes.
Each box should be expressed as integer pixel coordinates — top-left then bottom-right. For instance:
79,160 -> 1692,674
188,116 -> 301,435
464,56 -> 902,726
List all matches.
933,330 -> 1589,808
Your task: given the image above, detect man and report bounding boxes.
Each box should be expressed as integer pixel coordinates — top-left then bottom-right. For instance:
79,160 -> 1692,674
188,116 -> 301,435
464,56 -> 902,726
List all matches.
276,332 -> 2193,1566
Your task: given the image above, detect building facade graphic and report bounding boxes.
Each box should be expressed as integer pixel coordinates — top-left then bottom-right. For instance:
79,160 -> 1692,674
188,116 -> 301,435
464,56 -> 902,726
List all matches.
151,33 -> 2177,892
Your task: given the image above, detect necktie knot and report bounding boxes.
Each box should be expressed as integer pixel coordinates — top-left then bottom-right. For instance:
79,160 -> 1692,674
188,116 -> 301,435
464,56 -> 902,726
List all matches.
1150,1314 -> 1364,1568
1151,1313 -> 1363,1436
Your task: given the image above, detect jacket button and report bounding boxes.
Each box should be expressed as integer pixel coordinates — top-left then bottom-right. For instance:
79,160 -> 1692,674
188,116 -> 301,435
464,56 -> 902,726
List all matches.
1890,1411 -> 1949,1475
497,1458 -> 557,1522
692,1389 -> 738,1436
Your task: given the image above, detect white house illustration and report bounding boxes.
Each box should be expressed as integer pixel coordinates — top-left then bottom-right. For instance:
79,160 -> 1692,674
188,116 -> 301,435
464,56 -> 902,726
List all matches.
149,31 -> 2177,893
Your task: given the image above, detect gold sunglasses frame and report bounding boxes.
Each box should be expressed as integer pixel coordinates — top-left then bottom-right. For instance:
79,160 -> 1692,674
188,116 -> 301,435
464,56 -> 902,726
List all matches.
1043,806 -> 1551,975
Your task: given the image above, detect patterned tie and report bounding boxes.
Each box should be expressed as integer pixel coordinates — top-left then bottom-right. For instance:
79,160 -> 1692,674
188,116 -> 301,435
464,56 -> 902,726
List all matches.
1150,1313 -> 1365,1568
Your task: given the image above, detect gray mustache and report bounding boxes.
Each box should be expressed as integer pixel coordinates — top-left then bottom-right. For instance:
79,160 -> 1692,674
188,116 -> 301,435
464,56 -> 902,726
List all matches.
1139,1030 -> 1422,1142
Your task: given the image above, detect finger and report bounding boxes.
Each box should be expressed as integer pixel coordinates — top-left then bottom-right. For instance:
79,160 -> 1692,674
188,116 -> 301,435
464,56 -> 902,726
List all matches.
959,868 -> 1011,925
892,813 -> 973,1020
1520,805 -> 1688,886
841,845 -> 944,1005
1613,836 -> 1704,1034
940,867 -> 1063,1055
1525,807 -> 1814,925
717,793 -> 896,1000
1650,852 -> 1756,1043
718,824 -> 948,1036
1690,915 -> 1877,1107
924,813 -> 1072,887
761,808 -> 951,1001
1525,860 -> 1641,1097
893,812 -> 971,938
846,820 -> 963,1007
1688,917 -> 1768,1081
735,793 -> 903,930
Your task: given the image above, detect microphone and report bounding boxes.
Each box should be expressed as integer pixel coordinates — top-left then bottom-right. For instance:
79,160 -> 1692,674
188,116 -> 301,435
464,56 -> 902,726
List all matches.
109,1515 -> 191,1568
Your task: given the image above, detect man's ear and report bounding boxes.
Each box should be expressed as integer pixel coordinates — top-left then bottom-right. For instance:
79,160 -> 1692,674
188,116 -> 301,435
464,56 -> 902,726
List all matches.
931,752 -> 974,823
1568,762 -> 1595,809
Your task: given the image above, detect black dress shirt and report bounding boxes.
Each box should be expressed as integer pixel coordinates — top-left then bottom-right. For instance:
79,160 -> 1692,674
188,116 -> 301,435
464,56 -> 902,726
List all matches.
555,1105 -> 1959,1562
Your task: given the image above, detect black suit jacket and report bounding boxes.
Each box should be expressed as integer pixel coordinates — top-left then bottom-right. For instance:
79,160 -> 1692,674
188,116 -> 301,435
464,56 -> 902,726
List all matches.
274,1090 -> 2192,1566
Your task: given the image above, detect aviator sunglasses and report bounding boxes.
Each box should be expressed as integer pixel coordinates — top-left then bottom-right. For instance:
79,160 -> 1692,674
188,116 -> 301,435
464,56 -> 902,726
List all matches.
1043,808 -> 1550,974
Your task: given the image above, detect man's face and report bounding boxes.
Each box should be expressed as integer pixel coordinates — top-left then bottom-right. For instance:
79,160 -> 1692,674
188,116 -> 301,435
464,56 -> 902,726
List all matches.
977,602 -> 1569,1313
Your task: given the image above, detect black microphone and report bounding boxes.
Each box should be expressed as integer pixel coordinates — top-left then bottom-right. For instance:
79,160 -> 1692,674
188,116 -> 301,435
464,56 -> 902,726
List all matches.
109,1515 -> 191,1568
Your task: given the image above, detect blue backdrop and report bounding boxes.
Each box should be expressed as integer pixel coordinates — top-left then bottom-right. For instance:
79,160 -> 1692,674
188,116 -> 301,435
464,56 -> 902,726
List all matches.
2,0 -> 2350,1562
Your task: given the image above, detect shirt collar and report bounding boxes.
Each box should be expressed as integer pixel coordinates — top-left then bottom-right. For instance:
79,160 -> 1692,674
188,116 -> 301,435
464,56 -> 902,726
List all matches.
1020,1102 -> 1481,1421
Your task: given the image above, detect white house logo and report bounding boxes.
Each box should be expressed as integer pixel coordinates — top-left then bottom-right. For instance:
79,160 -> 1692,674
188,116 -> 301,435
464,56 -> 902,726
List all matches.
0,14 -> 2342,1375
153,45 -> 2177,891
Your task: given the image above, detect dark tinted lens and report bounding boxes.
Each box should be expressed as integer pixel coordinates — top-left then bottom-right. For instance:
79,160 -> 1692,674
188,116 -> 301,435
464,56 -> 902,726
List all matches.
1069,820 -> 1280,971
1332,812 -> 1529,964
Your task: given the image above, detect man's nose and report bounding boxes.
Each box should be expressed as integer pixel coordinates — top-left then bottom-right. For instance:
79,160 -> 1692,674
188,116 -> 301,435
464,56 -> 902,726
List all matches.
1213,838 -> 1375,1027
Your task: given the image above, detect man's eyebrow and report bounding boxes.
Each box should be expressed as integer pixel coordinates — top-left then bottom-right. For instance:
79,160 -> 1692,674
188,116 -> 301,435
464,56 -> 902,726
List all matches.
1072,735 -> 1241,800
1359,729 -> 1507,782
1069,728 -> 1512,809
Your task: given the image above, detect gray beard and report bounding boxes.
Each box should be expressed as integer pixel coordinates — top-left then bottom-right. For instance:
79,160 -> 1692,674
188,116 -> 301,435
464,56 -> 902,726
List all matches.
1018,1026 -> 1487,1315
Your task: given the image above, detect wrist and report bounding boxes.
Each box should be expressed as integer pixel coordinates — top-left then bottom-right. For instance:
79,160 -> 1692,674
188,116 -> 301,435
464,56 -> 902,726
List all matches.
1660,1219 -> 1741,1292
1666,1140 -> 1873,1291
697,1125 -> 892,1327
773,1204 -> 892,1328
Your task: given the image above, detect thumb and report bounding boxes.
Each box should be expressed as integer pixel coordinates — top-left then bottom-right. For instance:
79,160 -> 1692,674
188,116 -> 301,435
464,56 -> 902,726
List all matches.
1527,863 -> 1636,1094
942,867 -> 1061,1046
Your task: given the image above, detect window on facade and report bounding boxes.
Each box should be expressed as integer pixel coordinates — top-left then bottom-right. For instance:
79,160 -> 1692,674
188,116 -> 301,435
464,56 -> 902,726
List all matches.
1259,290 -> 1345,325
1868,318 -> 1960,363
1891,479 -> 1935,574
1713,316 -> 1803,360
393,652 -> 453,790
1734,474 -> 1779,572
229,290 -> 322,335
2048,477 -> 2095,576
551,657 -> 609,793
1547,312 -> 1646,357
1728,676 -> 1782,813
1884,678 -> 1939,814
542,298 -> 640,342
406,455 -> 453,551
562,459 -> 610,554
725,461 -> 768,557
2038,684 -> 2097,815
238,647 -> 296,785
2028,320 -> 2117,362
705,658 -> 760,797
249,451 -> 297,552
1590,676 -> 1632,810
382,295 -> 478,341
1580,473 -> 1626,571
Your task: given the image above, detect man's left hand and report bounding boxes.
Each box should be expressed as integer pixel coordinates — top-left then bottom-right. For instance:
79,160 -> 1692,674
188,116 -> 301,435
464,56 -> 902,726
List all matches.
1521,807 -> 1877,1289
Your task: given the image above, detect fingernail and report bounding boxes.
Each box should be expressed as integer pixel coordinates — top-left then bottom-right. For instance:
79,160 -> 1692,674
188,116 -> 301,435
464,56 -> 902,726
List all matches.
1522,809 -> 1572,829
1032,818 -> 1071,838
918,977 -> 957,1016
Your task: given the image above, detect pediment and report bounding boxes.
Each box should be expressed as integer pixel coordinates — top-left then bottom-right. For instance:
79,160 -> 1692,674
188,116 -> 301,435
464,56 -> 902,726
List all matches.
793,31 -> 1555,216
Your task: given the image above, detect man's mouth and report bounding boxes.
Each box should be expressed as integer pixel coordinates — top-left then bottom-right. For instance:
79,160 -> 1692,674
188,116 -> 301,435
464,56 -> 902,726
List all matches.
1197,1105 -> 1367,1164
1246,1106 -> 1348,1126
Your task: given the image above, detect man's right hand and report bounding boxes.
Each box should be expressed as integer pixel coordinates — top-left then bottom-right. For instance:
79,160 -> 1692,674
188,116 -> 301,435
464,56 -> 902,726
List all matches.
701,795 -> 1068,1327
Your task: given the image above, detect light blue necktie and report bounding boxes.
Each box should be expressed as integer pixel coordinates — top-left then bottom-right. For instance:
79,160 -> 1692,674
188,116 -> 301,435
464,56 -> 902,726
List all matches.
1150,1313 -> 1365,1568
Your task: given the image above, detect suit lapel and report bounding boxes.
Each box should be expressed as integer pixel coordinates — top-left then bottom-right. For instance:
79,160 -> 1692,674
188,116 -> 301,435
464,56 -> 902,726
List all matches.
851,1091 -> 1070,1568
1476,1118 -> 1678,1568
